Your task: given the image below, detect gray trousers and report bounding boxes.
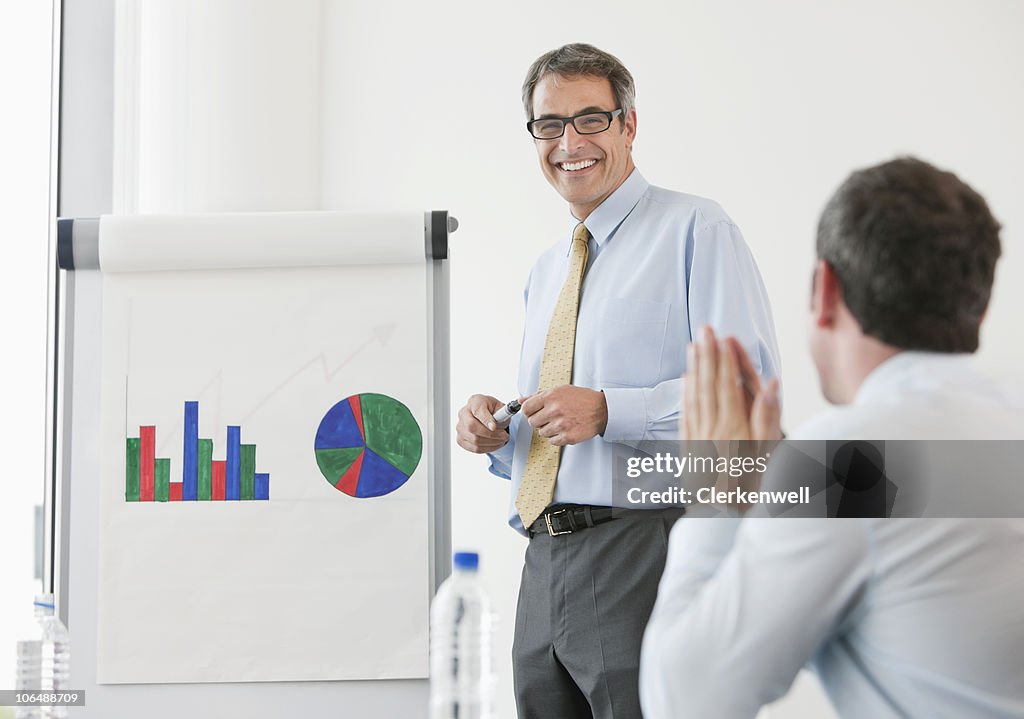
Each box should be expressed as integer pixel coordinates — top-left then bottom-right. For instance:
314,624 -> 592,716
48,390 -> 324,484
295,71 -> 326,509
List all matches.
512,508 -> 685,719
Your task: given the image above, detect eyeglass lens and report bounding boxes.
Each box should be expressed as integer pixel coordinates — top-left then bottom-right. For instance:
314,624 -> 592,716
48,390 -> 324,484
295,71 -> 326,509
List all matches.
531,112 -> 612,139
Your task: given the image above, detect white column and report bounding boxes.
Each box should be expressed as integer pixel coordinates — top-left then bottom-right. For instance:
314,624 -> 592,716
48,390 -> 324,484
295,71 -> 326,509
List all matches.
115,0 -> 323,214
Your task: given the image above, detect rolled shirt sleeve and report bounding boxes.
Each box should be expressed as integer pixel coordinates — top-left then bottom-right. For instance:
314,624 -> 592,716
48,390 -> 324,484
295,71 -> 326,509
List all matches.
602,378 -> 683,444
604,218 -> 781,445
685,218 -> 781,387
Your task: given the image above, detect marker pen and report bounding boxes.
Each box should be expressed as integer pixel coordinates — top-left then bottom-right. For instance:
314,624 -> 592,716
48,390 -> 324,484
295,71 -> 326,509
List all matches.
492,399 -> 522,429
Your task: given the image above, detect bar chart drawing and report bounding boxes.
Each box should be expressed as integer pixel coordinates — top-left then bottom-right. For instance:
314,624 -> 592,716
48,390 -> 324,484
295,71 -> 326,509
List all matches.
125,401 -> 270,502
314,393 -> 422,498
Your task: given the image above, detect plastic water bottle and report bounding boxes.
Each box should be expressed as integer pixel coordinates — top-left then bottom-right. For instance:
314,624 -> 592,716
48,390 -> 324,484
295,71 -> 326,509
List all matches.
15,594 -> 71,719
430,552 -> 494,719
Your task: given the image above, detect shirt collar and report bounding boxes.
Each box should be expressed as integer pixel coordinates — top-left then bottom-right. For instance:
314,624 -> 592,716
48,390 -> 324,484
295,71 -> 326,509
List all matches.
853,350 -> 974,406
564,168 -> 648,254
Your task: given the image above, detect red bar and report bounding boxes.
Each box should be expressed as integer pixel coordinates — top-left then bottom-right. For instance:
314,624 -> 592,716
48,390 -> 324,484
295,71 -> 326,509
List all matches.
168,483 -> 183,501
212,460 -> 226,501
140,426 -> 156,501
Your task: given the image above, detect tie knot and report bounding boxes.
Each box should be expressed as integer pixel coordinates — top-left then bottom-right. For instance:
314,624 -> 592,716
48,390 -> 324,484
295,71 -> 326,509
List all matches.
573,223 -> 591,245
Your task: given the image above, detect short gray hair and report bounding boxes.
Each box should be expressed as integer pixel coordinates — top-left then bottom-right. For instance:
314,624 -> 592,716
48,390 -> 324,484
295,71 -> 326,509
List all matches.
522,43 -> 635,121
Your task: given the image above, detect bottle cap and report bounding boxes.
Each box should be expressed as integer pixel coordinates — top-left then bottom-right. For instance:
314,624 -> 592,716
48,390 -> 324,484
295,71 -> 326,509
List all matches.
453,552 -> 479,571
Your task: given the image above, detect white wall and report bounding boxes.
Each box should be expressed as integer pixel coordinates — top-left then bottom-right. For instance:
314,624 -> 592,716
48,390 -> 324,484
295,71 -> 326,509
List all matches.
0,1 -> 54,705
26,1 -> 1023,717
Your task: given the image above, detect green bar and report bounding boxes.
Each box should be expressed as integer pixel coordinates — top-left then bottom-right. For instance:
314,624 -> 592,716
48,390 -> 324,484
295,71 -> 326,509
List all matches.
126,438 -> 140,501
240,444 -> 256,500
155,458 -> 171,502
197,439 -> 213,500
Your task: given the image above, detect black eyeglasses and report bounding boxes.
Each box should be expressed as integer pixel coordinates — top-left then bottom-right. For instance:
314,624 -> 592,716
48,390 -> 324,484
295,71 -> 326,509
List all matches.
526,109 -> 624,140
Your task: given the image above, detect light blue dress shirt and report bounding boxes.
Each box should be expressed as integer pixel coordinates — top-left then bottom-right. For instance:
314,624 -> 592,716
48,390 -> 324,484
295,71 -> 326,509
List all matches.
640,353 -> 1024,718
488,169 -> 781,534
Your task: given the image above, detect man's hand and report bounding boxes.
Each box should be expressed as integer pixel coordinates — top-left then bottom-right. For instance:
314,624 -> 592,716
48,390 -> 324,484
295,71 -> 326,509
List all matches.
521,385 -> 608,447
456,394 -> 511,454
683,326 -> 782,441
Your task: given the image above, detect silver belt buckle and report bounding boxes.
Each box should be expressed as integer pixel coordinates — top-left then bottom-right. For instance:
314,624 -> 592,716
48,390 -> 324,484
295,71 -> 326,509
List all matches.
545,509 -> 573,536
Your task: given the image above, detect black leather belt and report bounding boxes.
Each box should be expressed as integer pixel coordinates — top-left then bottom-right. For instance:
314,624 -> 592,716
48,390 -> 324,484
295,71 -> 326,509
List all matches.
528,505 -> 617,537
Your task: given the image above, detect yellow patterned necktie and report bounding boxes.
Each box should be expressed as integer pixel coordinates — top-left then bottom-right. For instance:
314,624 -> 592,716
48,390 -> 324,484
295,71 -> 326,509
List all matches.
515,222 -> 591,529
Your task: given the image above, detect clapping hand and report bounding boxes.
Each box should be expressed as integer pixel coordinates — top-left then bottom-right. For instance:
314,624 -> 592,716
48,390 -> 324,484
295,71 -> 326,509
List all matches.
682,326 -> 782,441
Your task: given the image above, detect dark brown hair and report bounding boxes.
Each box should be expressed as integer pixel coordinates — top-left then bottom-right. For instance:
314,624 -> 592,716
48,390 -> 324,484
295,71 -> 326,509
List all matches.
817,157 -> 1002,352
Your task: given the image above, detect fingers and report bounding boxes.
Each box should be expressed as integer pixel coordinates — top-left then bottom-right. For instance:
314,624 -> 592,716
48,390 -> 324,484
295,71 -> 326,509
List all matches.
523,391 -> 562,444
454,415 -> 506,448
520,392 -> 544,418
727,336 -> 762,402
455,433 -> 507,453
697,326 -> 720,431
535,418 -> 578,447
471,402 -> 500,432
684,343 -> 699,439
455,422 -> 508,453
716,338 -> 746,418
751,379 -> 783,440
535,418 -> 561,440
455,395 -> 509,454
519,386 -> 604,447
522,391 -> 552,424
469,394 -> 504,433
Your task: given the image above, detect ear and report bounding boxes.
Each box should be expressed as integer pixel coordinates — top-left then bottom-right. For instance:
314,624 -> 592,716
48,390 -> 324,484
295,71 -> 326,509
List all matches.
812,259 -> 842,328
624,108 -> 637,148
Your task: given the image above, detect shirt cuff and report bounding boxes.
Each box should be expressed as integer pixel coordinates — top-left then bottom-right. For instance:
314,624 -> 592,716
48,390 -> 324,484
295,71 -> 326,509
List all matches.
601,387 -> 648,442
486,432 -> 514,480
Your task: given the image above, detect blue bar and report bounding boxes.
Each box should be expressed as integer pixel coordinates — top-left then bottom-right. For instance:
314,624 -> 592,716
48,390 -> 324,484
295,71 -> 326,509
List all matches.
183,401 -> 199,500
254,473 -> 270,500
226,426 -> 241,500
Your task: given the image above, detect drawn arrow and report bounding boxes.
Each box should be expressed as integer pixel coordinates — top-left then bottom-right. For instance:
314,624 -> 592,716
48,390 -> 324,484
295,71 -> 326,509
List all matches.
239,323 -> 398,423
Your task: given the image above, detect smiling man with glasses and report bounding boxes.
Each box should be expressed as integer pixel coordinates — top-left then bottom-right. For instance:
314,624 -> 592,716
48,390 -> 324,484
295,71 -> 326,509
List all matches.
456,42 -> 782,719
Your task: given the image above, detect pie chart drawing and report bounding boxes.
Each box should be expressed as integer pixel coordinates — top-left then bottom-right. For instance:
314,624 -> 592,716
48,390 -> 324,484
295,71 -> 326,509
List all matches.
314,393 -> 422,498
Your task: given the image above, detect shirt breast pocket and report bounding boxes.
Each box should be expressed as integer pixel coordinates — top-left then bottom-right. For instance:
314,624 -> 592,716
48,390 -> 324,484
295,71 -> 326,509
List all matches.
595,298 -> 670,388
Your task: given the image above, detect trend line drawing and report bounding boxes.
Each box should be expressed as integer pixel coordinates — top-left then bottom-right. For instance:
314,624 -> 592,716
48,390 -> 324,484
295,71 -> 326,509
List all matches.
240,324 -> 397,424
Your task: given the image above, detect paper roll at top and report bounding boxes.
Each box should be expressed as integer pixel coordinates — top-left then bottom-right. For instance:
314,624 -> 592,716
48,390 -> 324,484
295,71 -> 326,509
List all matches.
96,211 -> 428,273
